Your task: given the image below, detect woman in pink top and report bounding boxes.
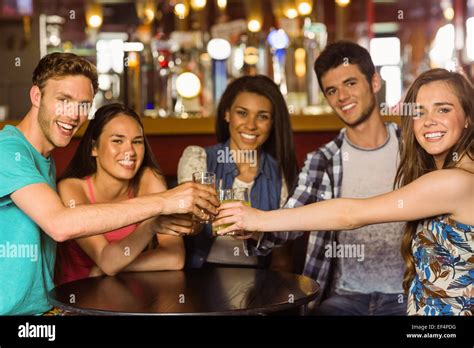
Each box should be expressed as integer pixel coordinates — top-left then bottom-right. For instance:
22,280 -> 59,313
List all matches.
56,103 -> 190,284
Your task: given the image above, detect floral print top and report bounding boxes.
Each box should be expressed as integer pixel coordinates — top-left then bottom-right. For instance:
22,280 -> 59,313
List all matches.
408,216 -> 473,316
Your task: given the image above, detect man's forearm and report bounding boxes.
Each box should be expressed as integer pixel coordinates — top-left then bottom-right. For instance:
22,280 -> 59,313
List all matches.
53,195 -> 164,240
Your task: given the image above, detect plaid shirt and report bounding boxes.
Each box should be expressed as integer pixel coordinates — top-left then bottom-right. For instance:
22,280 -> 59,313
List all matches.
244,122 -> 401,303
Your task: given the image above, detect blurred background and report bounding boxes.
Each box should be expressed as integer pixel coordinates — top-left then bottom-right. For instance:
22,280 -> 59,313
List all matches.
0,0 -> 473,179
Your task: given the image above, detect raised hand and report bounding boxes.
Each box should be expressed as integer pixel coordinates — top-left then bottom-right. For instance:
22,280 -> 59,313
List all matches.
153,214 -> 195,237
212,201 -> 262,235
157,182 -> 219,217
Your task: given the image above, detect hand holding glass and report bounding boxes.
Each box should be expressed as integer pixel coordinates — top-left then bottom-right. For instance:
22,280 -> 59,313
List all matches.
192,172 -> 216,223
212,187 -> 251,237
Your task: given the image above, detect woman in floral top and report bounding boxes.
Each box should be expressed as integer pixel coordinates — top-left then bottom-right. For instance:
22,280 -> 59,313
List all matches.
214,68 -> 473,316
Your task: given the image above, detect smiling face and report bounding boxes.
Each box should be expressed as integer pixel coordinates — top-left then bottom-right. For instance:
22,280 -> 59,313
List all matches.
225,92 -> 273,152
37,75 -> 95,148
321,63 -> 380,127
413,81 -> 468,167
92,114 -> 145,181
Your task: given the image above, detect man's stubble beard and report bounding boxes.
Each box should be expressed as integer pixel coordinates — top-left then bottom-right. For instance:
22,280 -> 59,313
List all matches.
338,92 -> 377,128
37,100 -> 58,148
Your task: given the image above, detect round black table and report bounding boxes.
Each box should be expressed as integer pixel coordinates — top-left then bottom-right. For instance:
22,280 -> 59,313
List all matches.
48,268 -> 320,315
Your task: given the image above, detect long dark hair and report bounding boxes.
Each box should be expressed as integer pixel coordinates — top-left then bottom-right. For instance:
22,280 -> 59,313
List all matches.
394,68 -> 474,293
215,75 -> 298,192
58,103 -> 162,194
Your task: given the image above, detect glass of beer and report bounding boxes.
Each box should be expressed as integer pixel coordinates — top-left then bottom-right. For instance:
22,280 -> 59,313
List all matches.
232,188 -> 251,207
212,187 -> 251,236
192,171 -> 216,223
229,188 -> 251,237
211,188 -> 233,236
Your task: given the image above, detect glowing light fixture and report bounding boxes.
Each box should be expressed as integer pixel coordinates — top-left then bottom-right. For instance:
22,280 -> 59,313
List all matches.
85,3 -> 103,29
441,0 -> 454,21
174,2 -> 189,18
443,7 -> 455,20
136,0 -> 156,24
207,38 -> 231,60
247,19 -> 262,33
267,29 -> 290,95
335,0 -> 350,8
285,8 -> 298,19
176,72 -> 201,98
295,48 -> 306,77
217,0 -> 227,10
297,0 -> 312,16
127,52 -> 139,68
267,29 -> 289,50
207,38 -> 231,103
191,0 -> 206,11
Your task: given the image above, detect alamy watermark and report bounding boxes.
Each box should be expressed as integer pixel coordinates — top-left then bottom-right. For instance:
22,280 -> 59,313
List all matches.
0,242 -> 38,262
18,322 -> 55,341
380,102 -> 420,117
55,100 -> 95,119
217,147 -> 257,167
325,242 -> 365,262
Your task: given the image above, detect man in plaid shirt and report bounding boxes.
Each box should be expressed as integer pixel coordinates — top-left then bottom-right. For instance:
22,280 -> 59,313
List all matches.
244,41 -> 407,315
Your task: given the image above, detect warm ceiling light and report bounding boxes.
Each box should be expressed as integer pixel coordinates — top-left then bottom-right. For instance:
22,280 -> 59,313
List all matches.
176,72 -> 201,98
136,0 -> 156,24
144,8 -> 155,22
174,2 -> 189,18
335,0 -> 351,7
217,0 -> 227,10
443,7 -> 454,21
285,8 -> 298,19
85,3 -> 103,29
207,38 -> 232,60
297,1 -> 312,16
247,19 -> 262,33
88,15 -> 102,28
191,0 -> 206,11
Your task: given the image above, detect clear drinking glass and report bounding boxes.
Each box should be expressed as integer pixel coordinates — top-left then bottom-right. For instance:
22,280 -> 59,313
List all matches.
212,187 -> 251,236
229,188 -> 251,236
211,188 -> 233,236
232,188 -> 251,207
192,171 -> 216,223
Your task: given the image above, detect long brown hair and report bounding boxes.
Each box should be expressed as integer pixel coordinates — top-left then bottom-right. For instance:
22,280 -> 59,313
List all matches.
394,68 -> 474,293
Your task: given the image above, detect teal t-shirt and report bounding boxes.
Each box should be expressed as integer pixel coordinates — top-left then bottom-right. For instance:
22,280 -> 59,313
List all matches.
0,125 -> 57,315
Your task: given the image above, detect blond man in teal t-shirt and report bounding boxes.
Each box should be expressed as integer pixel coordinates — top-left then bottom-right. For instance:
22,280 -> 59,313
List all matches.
0,53 -> 218,315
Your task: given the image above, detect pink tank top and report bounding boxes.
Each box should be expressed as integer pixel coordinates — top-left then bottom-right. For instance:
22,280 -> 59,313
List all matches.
57,177 -> 139,284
